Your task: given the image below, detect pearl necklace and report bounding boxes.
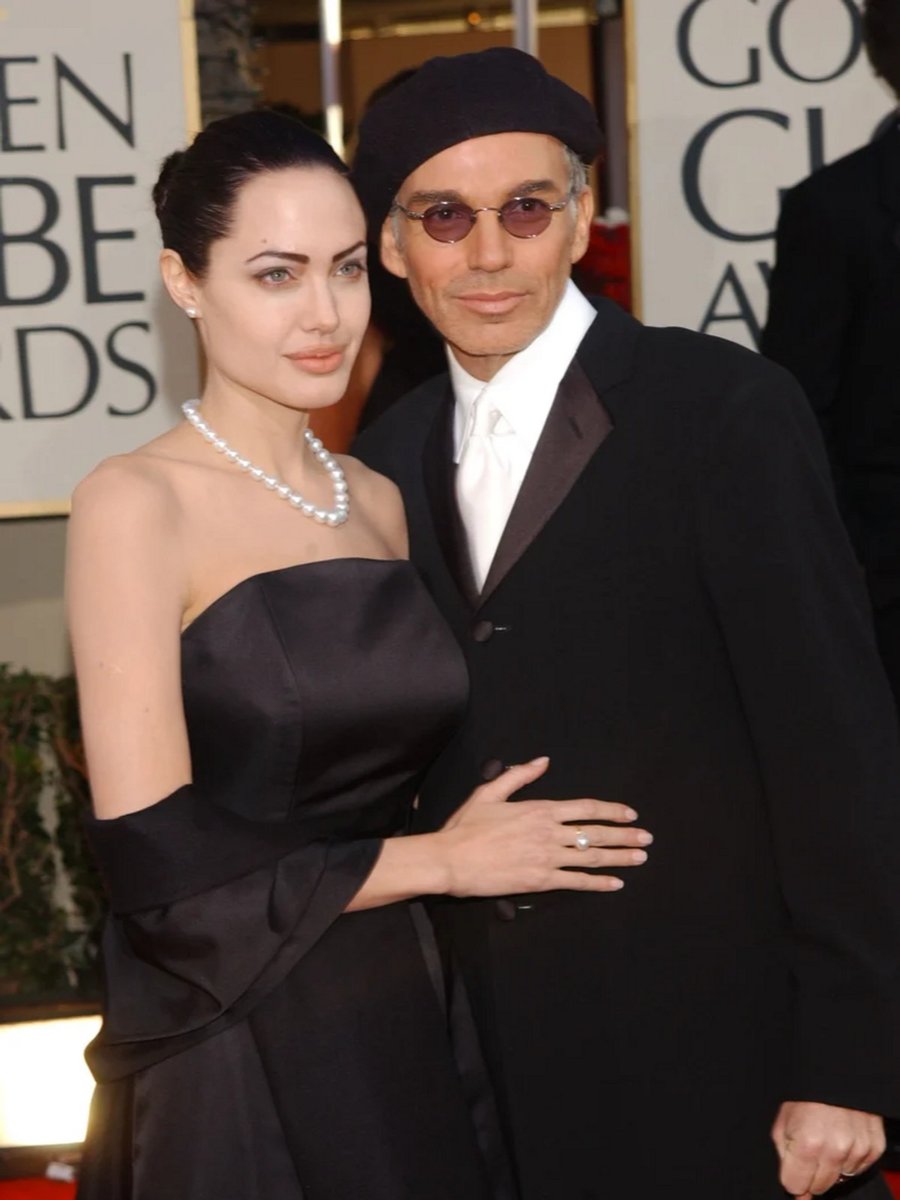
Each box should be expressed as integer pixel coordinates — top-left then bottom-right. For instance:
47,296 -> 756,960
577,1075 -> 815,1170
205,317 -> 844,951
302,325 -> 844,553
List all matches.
181,400 -> 349,527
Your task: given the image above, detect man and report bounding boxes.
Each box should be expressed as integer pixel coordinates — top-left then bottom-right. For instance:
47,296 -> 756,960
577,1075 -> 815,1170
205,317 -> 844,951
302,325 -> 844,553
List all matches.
353,48 -> 900,1200
762,0 -> 900,709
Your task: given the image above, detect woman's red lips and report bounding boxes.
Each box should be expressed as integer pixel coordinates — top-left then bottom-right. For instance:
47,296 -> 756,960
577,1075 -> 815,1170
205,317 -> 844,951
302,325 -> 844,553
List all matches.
285,347 -> 346,374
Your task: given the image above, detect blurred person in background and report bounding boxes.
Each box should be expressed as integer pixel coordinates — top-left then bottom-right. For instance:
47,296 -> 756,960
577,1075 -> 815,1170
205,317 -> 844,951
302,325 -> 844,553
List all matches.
762,0 -> 900,709
354,68 -> 445,432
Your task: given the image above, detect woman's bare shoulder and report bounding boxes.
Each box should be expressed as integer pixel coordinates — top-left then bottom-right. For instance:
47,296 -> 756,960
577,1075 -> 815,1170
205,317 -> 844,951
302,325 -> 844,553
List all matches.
337,453 -> 401,499
68,447 -> 188,597
337,455 -> 404,512
335,454 -> 407,555
70,428 -> 195,527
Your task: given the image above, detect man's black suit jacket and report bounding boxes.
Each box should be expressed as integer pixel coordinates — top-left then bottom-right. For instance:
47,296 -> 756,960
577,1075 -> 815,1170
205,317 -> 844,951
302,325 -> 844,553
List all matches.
355,298 -> 900,1200
762,122 -> 900,603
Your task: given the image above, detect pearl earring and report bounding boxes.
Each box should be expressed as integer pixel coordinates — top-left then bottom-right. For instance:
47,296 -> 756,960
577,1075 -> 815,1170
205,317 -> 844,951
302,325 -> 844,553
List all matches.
185,306 -> 199,319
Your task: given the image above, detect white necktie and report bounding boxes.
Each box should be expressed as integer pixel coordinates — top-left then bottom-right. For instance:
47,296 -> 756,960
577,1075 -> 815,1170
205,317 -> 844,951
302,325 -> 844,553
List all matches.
455,391 -> 517,591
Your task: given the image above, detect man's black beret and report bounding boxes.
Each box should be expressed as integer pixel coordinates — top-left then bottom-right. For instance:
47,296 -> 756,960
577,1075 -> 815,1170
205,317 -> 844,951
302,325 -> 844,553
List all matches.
352,47 -> 603,233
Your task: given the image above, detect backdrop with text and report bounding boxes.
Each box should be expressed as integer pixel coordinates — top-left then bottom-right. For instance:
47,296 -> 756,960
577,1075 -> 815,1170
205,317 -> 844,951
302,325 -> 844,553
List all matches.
0,0 -> 199,516
626,0 -> 894,348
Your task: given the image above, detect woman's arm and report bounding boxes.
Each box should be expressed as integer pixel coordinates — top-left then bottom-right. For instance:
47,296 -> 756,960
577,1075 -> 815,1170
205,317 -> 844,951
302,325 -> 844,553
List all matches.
66,458 -> 192,818
346,757 -> 652,910
338,455 -> 409,558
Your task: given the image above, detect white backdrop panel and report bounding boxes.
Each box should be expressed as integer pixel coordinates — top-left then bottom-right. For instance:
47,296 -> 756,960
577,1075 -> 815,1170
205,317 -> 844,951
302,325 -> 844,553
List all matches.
627,0 -> 894,348
0,0 -> 199,514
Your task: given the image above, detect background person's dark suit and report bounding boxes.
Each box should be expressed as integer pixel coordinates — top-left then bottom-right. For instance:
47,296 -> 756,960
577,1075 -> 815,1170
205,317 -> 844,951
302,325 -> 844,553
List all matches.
761,121 -> 900,708
356,297 -> 900,1200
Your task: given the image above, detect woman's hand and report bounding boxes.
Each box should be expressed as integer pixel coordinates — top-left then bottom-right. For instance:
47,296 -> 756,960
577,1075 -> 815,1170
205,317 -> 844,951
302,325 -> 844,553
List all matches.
347,757 -> 650,912
435,756 -> 652,897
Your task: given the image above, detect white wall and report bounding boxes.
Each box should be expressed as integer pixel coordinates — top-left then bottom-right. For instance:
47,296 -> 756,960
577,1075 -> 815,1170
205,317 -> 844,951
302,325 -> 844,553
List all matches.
0,0 -> 198,512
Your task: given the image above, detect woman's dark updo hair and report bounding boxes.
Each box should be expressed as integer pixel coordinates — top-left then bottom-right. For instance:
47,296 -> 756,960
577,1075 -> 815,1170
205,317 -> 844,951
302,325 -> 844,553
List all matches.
153,109 -> 348,278
864,0 -> 900,98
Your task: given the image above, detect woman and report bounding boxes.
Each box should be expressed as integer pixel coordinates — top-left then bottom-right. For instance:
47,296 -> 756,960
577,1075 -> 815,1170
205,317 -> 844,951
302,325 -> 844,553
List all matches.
67,111 -> 650,1199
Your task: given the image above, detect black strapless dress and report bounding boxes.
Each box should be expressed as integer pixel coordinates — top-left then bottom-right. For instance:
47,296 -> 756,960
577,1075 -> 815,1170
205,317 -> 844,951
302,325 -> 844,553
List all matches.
77,559 -> 513,1200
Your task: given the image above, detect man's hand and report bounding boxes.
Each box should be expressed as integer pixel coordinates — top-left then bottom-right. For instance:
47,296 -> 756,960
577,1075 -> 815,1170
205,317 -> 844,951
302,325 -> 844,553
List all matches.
771,1101 -> 885,1197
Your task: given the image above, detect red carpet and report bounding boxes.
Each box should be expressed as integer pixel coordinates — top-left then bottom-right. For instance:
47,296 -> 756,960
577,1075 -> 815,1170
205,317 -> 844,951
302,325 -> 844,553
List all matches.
0,1185 -> 76,1199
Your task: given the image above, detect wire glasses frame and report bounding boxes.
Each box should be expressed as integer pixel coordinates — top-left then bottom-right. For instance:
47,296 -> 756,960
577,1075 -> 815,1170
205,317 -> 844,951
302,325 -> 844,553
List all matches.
391,189 -> 577,244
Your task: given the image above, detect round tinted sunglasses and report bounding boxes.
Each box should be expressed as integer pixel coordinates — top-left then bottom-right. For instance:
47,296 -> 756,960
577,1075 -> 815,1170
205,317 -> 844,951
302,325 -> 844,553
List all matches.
391,191 -> 575,244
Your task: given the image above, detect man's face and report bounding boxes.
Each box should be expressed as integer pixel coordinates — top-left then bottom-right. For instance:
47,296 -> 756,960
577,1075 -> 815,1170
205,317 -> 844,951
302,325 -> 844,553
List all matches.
380,132 -> 593,381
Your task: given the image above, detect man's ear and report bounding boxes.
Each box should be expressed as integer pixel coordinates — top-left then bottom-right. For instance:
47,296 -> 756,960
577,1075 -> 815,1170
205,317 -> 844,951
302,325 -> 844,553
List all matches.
569,185 -> 595,265
380,216 -> 409,280
159,249 -> 201,313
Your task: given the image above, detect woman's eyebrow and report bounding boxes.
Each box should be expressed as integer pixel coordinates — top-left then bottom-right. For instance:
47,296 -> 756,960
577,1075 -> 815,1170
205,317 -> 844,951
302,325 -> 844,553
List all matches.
245,249 -> 309,265
332,240 -> 366,261
244,240 -> 366,265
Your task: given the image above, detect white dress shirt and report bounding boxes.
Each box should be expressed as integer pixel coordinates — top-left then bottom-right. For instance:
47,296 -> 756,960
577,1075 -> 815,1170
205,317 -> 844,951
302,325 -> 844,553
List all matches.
450,280 -> 597,588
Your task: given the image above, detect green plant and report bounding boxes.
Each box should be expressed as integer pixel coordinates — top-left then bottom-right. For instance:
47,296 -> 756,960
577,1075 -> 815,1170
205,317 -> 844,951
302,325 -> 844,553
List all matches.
0,666 -> 102,1004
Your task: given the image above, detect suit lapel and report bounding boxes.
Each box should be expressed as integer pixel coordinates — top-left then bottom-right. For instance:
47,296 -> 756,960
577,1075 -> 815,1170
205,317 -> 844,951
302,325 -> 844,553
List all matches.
479,359 -> 613,603
421,383 -> 480,608
478,297 -> 642,605
422,296 -> 643,611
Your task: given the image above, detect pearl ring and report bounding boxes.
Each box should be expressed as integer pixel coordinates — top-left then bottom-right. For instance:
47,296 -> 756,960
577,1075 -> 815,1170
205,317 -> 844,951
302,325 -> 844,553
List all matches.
574,830 -> 592,851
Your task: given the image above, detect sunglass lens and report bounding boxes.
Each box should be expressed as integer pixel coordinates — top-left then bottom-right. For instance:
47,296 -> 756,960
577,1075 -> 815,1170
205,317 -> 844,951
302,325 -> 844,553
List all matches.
501,198 -> 553,237
422,203 -> 474,243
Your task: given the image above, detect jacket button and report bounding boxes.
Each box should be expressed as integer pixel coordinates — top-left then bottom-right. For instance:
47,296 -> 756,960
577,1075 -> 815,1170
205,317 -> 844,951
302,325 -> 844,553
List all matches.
495,899 -> 517,921
480,757 -> 504,782
472,618 -> 494,643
